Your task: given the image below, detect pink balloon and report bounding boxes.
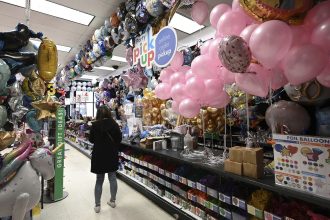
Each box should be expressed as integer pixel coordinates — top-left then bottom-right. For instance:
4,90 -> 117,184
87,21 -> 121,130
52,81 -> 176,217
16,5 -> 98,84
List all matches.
240,24 -> 259,44
170,83 -> 186,102
155,83 -> 171,100
231,0 -> 240,10
311,18 -> 330,54
290,25 -> 311,48
217,11 -> 248,36
191,1 -> 209,25
232,0 -> 255,24
250,20 -> 292,68
184,76 -> 206,100
270,67 -> 288,90
179,98 -> 200,118
208,38 -> 222,65
207,91 -> 231,108
191,55 -> 218,79
170,52 -> 184,70
200,40 -> 211,55
219,67 -> 236,84
235,64 -> 271,97
172,100 -> 180,113
170,71 -> 185,85
159,68 -> 174,83
283,44 -> 327,85
204,78 -> 224,99
316,60 -> 330,87
185,69 -> 196,81
304,1 -> 330,28
178,65 -> 191,73
210,4 -> 231,28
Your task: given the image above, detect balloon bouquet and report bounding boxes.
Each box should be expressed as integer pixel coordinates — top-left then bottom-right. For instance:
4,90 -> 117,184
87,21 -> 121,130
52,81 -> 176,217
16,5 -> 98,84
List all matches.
0,23 -> 62,220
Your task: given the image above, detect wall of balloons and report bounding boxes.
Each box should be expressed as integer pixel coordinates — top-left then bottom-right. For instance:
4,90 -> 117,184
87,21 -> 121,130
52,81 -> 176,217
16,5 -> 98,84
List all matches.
55,0 -> 198,89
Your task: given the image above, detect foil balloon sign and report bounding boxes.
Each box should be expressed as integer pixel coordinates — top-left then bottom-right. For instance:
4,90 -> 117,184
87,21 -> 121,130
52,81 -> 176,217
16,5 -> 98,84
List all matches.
133,25 -> 177,69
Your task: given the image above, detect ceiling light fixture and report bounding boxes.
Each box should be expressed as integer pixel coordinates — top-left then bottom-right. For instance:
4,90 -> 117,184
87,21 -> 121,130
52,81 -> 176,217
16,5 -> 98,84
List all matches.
94,66 -> 115,71
79,75 -> 99,80
0,0 -> 94,26
30,39 -> 71,52
111,56 -> 127,63
169,13 -> 204,34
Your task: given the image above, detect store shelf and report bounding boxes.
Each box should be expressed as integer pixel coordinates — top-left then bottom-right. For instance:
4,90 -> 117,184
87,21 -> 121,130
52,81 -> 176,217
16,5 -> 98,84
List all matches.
117,170 -> 202,220
121,141 -> 330,210
65,138 -> 91,159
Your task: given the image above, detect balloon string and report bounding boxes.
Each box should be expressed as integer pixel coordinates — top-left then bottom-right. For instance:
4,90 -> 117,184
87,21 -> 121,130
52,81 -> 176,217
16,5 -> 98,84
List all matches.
223,107 -> 227,158
269,81 -> 273,105
246,93 -> 249,135
25,0 -> 31,27
230,107 -> 233,148
201,110 -> 206,148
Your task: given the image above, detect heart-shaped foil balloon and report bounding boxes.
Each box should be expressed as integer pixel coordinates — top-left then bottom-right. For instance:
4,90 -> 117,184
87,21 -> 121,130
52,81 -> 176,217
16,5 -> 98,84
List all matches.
218,35 -> 251,73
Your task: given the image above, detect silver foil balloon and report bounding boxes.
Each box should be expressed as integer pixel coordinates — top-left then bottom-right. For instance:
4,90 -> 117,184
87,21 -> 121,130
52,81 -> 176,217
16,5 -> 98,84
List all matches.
136,0 -> 150,23
8,81 -> 22,97
265,100 -> 311,135
8,95 -> 23,111
0,105 -> 8,128
0,58 -> 11,94
146,0 -> 164,17
284,80 -> 330,106
124,13 -> 138,34
11,105 -> 28,122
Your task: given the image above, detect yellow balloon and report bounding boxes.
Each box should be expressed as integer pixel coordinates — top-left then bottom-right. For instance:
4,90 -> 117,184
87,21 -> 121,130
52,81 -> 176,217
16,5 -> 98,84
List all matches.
38,38 -> 58,82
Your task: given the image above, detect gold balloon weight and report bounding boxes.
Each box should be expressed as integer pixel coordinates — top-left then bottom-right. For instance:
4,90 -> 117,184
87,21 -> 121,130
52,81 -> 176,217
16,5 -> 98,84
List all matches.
31,96 -> 61,120
37,38 -> 58,82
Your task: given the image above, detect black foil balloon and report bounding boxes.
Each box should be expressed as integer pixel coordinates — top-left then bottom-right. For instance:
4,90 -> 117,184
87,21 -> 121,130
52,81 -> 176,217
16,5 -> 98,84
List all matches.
0,23 -> 43,51
117,3 -> 127,21
125,13 -> 139,34
182,47 -> 194,66
0,51 -> 37,74
136,0 -> 150,24
18,64 -> 37,77
111,27 -> 121,45
126,0 -> 137,12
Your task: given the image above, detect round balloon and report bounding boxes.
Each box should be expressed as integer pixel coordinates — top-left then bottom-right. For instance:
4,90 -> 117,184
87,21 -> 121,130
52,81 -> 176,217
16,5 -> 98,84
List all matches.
117,2 -> 127,21
218,35 -> 251,73
111,27 -> 121,44
118,22 -> 130,41
110,13 -> 120,28
136,0 -> 150,23
265,100 -> 310,135
26,110 -> 43,132
0,59 -> 10,93
126,0 -> 136,12
146,0 -> 164,17
125,12 -> 139,34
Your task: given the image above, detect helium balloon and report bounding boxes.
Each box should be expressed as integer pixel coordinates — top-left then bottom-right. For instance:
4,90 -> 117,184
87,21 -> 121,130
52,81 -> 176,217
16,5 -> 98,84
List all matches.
38,38 -> 58,82
125,12 -> 139,34
0,131 -> 16,151
126,47 -> 134,66
117,2 -> 127,21
0,105 -> 8,128
111,27 -> 121,44
265,100 -> 311,134
110,13 -> 120,28
0,59 -> 10,94
126,0 -> 137,12
146,0 -> 164,17
0,51 -> 36,75
182,48 -> 194,66
218,35 -> 251,73
179,98 -> 200,118
210,4 -> 231,28
26,110 -> 43,132
136,0 -> 150,24
191,1 -> 209,25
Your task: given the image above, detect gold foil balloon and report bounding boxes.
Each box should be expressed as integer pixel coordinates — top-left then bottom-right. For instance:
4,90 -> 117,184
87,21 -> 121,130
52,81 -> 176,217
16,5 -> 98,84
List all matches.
31,96 -> 61,120
0,131 -> 16,151
22,78 -> 37,100
29,76 -> 46,97
37,38 -> 58,82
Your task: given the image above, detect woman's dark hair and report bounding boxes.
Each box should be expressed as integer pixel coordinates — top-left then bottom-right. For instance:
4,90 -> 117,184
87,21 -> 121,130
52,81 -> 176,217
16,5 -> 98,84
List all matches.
96,106 -> 112,121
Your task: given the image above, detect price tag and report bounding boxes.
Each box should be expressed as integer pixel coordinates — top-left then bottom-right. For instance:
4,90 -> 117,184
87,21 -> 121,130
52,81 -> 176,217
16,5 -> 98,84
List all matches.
187,180 -> 196,188
165,171 -> 171,178
207,187 -> 218,199
158,168 -> 164,175
196,182 -> 206,192
247,204 -> 264,219
211,203 -> 219,213
264,211 -> 282,220
219,207 -> 232,220
172,173 -> 179,181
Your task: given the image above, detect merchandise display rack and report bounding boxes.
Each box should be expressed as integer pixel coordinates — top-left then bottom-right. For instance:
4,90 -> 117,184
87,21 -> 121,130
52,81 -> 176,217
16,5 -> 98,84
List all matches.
120,141 -> 330,210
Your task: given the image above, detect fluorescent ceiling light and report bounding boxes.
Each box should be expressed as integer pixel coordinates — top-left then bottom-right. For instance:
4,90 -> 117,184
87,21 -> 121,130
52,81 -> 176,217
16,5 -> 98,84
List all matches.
111,56 -> 127,63
169,13 -> 204,34
30,39 -> 71,52
0,0 -> 94,26
94,66 -> 115,71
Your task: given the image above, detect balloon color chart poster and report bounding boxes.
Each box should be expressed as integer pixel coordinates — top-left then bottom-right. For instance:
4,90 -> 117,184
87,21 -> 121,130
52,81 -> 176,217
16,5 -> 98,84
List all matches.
273,134 -> 330,199
133,25 -> 177,69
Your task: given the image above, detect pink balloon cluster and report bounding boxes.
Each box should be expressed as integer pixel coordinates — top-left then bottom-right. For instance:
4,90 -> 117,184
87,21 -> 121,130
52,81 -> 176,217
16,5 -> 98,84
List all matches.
207,0 -> 330,97
155,51 -> 230,118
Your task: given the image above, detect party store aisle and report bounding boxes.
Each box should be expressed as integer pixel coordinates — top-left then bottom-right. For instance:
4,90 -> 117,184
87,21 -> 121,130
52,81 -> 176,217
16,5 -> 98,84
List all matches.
35,144 -> 173,220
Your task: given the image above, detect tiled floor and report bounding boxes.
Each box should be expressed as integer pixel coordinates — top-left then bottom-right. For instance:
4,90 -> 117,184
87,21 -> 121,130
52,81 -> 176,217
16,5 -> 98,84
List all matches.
36,144 -> 173,220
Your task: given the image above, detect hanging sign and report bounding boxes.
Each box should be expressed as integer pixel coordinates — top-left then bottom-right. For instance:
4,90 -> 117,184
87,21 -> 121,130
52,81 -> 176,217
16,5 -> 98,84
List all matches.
133,25 -> 177,69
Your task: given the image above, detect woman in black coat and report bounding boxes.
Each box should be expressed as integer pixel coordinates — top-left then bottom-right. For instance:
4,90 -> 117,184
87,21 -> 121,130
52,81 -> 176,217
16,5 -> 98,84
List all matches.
89,106 -> 122,213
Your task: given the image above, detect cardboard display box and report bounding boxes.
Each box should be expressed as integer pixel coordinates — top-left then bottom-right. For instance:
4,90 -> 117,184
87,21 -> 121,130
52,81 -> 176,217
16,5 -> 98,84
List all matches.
229,146 -> 244,163
243,163 -> 264,179
224,159 -> 243,176
243,148 -> 264,165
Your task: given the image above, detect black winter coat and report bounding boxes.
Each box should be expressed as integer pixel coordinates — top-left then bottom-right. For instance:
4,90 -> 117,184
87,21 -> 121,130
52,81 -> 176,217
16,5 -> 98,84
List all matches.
89,118 -> 122,174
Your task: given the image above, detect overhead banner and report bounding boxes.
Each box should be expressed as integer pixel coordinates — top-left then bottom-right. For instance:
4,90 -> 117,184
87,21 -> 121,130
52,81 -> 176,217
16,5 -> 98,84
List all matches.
133,25 -> 177,69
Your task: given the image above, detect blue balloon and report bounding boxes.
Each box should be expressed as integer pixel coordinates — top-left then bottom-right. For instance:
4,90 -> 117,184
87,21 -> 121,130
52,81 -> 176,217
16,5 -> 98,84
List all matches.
22,95 -> 33,109
26,110 -> 43,132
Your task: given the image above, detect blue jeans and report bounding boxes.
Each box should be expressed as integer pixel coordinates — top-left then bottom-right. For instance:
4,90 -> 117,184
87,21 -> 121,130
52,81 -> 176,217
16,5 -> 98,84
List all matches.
94,172 -> 117,206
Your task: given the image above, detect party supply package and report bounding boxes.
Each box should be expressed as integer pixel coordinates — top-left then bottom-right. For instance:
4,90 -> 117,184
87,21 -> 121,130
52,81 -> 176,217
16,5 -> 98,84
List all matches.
273,134 -> 330,199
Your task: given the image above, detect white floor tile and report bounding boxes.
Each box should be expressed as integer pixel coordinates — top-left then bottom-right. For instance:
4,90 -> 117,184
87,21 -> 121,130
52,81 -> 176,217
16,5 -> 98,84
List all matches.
37,144 -> 173,220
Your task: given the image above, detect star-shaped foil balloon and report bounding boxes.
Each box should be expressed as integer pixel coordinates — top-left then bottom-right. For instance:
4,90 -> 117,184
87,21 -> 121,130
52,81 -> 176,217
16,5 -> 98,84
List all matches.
31,96 -> 61,120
